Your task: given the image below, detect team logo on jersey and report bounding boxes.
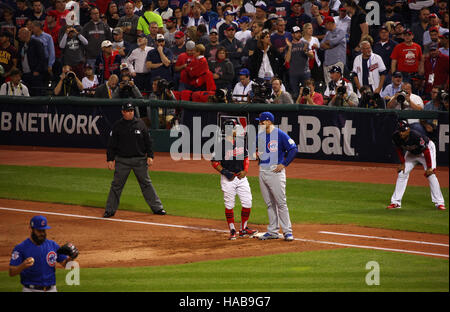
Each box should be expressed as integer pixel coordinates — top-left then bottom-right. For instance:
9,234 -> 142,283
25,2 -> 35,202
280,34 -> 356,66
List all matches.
268,140 -> 278,152
11,251 -> 19,261
47,251 -> 57,267
225,146 -> 245,160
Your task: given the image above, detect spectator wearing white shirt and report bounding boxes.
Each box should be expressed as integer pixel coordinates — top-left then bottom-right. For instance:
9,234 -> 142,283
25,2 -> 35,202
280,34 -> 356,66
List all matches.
0,69 -> 29,96
334,7 -> 351,34
126,34 -> 154,92
235,16 -> 252,47
232,68 -> 254,102
423,14 -> 449,46
81,65 -> 98,96
352,41 -> 386,97
154,0 -> 173,21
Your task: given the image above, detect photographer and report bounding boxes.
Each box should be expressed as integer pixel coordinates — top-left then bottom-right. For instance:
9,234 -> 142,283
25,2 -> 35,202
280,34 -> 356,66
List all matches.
54,65 -> 83,96
359,85 -> 385,109
112,74 -> 144,100
387,82 -> 423,111
249,79 -> 273,104
328,81 -> 359,107
324,66 -> 354,98
148,76 -> 178,129
296,78 -> 324,105
232,68 -> 254,103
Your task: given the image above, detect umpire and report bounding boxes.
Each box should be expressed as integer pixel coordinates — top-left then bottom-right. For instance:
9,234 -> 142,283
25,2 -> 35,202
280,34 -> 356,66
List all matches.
104,102 -> 166,218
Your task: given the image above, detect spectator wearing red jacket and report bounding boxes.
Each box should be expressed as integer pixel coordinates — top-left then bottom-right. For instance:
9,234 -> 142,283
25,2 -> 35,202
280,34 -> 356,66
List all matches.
423,43 -> 449,93
186,44 -> 216,91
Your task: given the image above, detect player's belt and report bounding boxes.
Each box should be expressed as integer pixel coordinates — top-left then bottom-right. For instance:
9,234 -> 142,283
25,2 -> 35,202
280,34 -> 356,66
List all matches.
24,284 -> 55,291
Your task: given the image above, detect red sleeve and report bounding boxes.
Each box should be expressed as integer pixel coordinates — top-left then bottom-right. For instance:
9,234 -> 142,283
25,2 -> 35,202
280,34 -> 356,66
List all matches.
423,148 -> 432,169
314,93 -> 324,105
243,157 -> 249,172
396,148 -> 405,163
390,44 -> 399,60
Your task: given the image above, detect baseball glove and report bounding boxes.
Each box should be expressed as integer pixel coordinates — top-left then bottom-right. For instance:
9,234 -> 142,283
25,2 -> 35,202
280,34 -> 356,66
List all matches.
57,242 -> 79,259
221,168 -> 235,181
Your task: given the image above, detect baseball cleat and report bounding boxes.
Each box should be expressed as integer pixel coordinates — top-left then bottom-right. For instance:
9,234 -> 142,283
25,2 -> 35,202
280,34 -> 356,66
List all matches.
259,232 -> 280,240
239,227 -> 258,238
284,233 -> 294,241
386,203 -> 401,210
103,211 -> 115,218
229,229 -> 237,240
437,205 -> 446,211
154,209 -> 167,215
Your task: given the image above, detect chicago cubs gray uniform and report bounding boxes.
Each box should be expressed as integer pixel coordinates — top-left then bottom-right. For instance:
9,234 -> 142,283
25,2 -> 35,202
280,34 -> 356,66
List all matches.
255,112 -> 298,241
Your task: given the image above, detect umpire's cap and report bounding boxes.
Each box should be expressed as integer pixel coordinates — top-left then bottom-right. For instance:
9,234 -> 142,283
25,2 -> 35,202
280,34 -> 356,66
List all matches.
30,215 -> 51,230
121,102 -> 135,111
397,120 -> 410,132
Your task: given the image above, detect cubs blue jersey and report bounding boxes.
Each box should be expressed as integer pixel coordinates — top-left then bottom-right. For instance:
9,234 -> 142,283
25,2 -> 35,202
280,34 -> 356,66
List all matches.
257,128 -> 297,167
10,238 -> 67,286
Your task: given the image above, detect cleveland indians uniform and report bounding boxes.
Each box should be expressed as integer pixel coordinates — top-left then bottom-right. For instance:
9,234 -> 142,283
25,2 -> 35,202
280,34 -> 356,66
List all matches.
211,120 -> 255,240
388,121 -> 446,210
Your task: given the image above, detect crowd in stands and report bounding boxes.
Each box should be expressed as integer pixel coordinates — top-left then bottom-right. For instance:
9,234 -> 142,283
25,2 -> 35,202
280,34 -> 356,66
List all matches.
0,0 -> 448,131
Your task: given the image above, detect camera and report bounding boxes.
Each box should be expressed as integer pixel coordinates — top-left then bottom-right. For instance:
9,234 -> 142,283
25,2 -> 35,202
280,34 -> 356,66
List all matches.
397,90 -> 408,106
157,78 -> 175,94
250,81 -> 272,103
65,72 -> 75,82
215,89 -> 228,103
337,85 -> 347,96
438,90 -> 449,102
303,86 -> 310,96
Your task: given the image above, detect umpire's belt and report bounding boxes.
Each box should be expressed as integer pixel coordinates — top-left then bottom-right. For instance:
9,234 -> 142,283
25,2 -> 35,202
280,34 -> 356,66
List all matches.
24,284 -> 55,291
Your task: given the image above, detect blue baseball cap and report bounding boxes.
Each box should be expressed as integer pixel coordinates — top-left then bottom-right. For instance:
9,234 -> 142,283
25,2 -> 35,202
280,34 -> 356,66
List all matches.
239,68 -> 250,76
239,16 -> 250,24
256,112 -> 274,122
30,215 -> 51,230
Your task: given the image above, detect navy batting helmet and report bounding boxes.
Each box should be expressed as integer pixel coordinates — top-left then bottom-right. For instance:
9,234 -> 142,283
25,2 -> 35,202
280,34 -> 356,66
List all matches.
397,120 -> 410,132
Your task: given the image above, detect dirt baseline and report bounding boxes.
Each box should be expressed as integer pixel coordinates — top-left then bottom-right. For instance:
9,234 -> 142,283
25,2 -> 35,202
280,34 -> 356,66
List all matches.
0,146 -> 448,270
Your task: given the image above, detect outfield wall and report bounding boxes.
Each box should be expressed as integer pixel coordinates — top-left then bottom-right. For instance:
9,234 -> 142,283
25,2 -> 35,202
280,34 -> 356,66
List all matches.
0,96 -> 448,165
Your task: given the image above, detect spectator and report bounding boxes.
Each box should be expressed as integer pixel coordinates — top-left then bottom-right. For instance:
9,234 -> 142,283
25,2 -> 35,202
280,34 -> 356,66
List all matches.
0,69 -> 30,96
271,18 -> 292,55
310,4 -> 327,40
254,1 -> 268,25
182,1 -> 210,32
117,2 -> 140,47
30,0 -> 46,25
271,77 -> 294,104
208,46 -> 234,91
205,28 -> 220,61
235,16 -> 252,47
112,27 -> 131,58
126,35 -> 153,93
31,20 -> 55,83
17,27 -> 47,96
269,0 -> 290,19
390,29 -> 423,83
146,34 -> 174,83
218,10 -> 238,42
423,43 -> 449,94
81,64 -> 99,96
154,0 -> 174,21
411,7 -> 430,48
387,82 -> 424,112
15,0 -> 33,29
242,21 -> 264,61
320,16 -> 347,86
146,21 -> 161,49
423,13 -> 449,46
176,40 -> 196,90
287,0 -> 312,31
164,17 -> 178,48
248,30 -> 284,82
170,30 -> 187,60
425,87 -> 447,111
202,0 -> 218,29
232,68 -> 254,103
296,78 -> 324,105
301,23 -> 322,82
112,73 -> 144,100
352,41 -> 386,96
344,0 -> 369,67
319,0 -> 338,18
43,11 -> 62,79
81,7 -> 112,69
95,40 -> 122,84
137,2 -> 164,36
106,1 -> 120,29
0,31 -> 18,85
423,27 -> 441,54
381,71 -> 404,102
79,1 -> 93,26
392,22 -> 406,44
373,25 -> 398,87
383,1 -> 404,25
334,7 -> 351,34
59,24 -> 88,79
185,43 -> 216,91
439,32 -> 449,56
173,6 -> 185,31
51,0 -> 70,26
94,74 -> 119,98
54,65 -> 83,96
0,9 -> 17,41
218,24 -> 243,79
285,26 -> 314,100
196,23 -> 210,46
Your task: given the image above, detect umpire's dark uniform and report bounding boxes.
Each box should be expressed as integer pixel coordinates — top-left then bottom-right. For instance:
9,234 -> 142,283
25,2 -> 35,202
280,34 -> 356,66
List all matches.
104,103 -> 165,217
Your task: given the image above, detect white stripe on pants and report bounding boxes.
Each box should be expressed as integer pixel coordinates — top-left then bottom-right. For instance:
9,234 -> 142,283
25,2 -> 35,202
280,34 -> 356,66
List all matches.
391,141 -> 445,206
259,168 -> 292,235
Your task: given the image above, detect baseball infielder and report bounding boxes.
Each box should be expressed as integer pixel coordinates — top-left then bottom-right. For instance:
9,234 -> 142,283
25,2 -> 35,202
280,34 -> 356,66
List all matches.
387,120 -> 446,210
211,119 -> 257,240
255,112 -> 298,241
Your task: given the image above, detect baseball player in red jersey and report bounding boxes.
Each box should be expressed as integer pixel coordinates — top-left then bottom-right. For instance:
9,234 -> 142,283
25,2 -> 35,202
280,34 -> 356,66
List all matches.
387,120 -> 446,210
211,119 -> 257,240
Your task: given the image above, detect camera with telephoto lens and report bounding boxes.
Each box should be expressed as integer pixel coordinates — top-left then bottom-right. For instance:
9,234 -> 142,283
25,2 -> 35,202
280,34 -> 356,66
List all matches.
64,72 -> 75,83
438,90 -> 449,102
298,82 -> 310,96
157,78 -> 175,94
215,88 -> 228,103
396,90 -> 408,108
251,81 -> 273,103
337,85 -> 347,96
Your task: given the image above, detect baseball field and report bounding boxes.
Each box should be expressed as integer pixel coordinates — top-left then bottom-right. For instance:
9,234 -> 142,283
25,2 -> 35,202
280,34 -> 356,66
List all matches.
0,146 -> 448,293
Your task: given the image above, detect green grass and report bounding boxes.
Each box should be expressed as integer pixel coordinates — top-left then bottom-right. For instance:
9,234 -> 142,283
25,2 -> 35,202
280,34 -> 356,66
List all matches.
0,249 -> 448,292
0,165 -> 448,234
